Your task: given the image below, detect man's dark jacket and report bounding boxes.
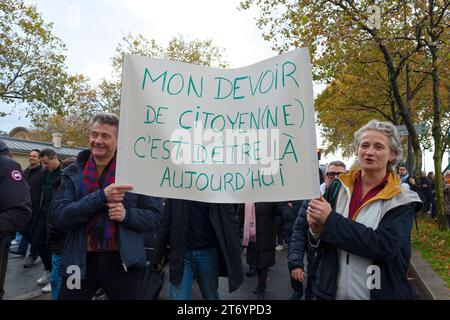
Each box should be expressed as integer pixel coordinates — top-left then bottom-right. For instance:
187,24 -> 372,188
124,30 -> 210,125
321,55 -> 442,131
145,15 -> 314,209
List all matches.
154,199 -> 244,293
44,165 -> 64,255
279,200 -> 304,244
23,165 -> 43,214
0,155 -> 31,241
287,200 -> 310,271
52,150 -> 163,279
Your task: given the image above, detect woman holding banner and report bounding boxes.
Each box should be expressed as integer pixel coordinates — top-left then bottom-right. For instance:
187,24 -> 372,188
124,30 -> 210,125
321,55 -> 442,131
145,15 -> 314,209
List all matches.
305,119 -> 421,300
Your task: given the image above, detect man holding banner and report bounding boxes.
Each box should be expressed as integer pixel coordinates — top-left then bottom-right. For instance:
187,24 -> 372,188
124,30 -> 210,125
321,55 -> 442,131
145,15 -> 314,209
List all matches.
52,113 -> 163,300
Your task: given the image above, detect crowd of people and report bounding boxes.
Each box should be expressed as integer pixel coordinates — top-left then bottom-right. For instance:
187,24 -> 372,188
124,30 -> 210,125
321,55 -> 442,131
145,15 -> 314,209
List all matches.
1,114 -> 449,300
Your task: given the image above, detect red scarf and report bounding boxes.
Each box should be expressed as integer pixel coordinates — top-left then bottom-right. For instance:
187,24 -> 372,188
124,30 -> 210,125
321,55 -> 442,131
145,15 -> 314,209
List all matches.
82,153 -> 118,251
349,171 -> 388,220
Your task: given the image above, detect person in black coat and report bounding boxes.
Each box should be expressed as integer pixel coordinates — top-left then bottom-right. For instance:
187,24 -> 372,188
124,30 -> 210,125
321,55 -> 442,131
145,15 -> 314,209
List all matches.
238,202 -> 279,300
0,139 -> 32,299
417,171 -> 431,213
31,148 -> 62,291
398,164 -> 417,192
139,197 -> 165,300
426,172 -> 437,219
153,199 -> 243,300
10,149 -> 43,267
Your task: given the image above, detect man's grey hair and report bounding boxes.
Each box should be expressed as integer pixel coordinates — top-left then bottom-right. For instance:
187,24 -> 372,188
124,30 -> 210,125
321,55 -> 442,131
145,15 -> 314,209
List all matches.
91,112 -> 119,134
328,160 -> 347,171
444,170 -> 450,177
354,119 -> 402,171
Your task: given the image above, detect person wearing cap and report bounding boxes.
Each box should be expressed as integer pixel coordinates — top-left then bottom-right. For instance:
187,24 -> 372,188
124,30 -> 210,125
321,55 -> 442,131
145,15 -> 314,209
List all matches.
0,139 -> 32,299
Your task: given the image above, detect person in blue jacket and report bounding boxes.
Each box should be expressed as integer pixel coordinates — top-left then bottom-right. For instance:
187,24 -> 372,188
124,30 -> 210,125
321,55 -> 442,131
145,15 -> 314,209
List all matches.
306,119 -> 421,300
288,162 -> 345,300
280,199 -> 305,299
52,113 -> 163,300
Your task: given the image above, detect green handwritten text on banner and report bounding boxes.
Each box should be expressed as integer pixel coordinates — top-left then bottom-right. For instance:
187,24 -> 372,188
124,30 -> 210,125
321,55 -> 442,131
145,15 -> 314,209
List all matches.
116,49 -> 320,203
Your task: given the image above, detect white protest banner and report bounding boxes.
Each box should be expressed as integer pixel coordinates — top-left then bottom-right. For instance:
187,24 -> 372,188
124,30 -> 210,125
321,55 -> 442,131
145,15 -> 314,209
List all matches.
116,48 -> 321,203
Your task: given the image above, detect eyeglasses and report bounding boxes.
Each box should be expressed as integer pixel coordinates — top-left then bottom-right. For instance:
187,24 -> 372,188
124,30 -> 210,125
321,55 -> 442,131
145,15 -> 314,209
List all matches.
326,172 -> 343,178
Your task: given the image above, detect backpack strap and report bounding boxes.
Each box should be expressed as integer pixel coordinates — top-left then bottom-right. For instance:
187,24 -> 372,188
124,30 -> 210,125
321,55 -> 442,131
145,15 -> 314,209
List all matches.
323,179 -> 342,211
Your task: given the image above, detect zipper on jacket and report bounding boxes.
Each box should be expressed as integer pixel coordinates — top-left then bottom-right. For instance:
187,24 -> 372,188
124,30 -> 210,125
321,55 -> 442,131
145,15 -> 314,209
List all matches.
121,258 -> 128,272
116,225 -> 128,272
334,250 -> 341,298
345,252 -> 350,299
119,249 -> 128,272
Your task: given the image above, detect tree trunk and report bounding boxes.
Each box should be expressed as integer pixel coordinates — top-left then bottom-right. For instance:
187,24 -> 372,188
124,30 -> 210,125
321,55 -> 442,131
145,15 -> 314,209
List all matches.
376,41 -> 422,174
430,51 -> 447,230
433,149 -> 446,231
428,0 -> 447,231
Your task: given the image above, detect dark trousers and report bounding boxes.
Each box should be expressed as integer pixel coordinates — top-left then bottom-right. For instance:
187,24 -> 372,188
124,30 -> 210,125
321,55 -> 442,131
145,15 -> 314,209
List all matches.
431,197 -> 437,219
58,251 -> 144,300
276,217 -> 284,246
304,248 -> 319,300
287,243 -> 304,295
290,277 -> 304,294
422,192 -> 432,213
18,235 -> 38,258
256,267 -> 269,291
0,243 -> 9,300
31,214 -> 52,271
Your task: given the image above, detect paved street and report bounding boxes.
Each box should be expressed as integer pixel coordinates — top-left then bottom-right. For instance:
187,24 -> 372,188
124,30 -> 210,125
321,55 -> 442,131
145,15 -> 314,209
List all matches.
4,246 -> 293,300
4,247 -> 47,300
159,248 -> 292,300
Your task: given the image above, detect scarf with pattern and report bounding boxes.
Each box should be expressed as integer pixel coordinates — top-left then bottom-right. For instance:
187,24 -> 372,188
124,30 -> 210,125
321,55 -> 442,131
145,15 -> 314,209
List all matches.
81,153 -> 118,251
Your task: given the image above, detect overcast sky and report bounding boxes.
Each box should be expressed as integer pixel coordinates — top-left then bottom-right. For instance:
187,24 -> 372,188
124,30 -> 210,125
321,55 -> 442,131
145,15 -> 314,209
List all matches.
2,0 -> 278,130
31,0 -> 278,83
0,0 -> 447,170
